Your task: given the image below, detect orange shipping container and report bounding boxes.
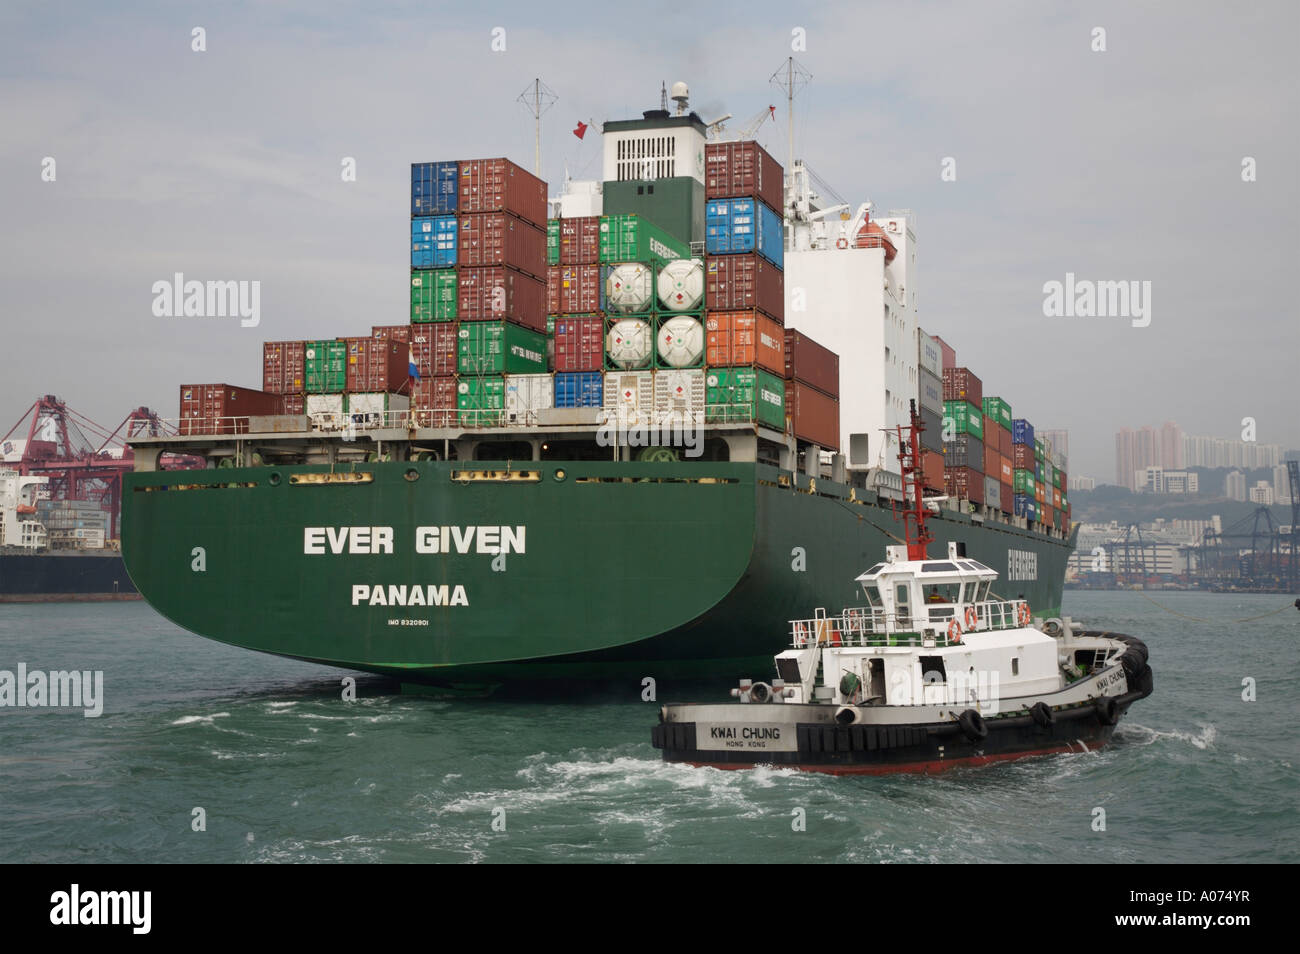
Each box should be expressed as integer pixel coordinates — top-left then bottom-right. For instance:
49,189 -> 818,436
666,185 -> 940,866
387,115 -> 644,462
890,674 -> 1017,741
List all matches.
785,380 -> 839,451
705,310 -> 784,376
999,455 -> 1013,484
921,448 -> 945,492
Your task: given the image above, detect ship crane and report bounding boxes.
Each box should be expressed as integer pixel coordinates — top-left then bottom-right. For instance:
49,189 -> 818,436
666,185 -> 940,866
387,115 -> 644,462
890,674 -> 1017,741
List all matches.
706,105 -> 776,141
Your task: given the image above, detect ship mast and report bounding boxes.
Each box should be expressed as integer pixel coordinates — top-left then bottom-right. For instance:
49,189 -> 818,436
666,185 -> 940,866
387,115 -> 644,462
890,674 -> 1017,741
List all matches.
894,400 -> 933,560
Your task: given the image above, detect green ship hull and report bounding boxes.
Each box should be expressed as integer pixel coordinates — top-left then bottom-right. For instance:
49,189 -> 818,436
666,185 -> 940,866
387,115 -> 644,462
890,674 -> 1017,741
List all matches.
121,459 -> 1073,691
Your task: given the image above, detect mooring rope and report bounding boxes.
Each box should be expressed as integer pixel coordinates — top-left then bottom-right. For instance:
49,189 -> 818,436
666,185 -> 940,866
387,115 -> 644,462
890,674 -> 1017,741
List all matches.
1133,589 -> 1298,623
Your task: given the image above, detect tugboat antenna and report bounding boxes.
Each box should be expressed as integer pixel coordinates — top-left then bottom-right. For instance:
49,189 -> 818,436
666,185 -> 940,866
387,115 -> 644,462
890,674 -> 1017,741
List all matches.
894,400 -> 933,560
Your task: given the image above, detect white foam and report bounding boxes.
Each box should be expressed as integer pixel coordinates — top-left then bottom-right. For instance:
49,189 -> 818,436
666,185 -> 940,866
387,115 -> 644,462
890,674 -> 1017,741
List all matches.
171,712 -> 230,726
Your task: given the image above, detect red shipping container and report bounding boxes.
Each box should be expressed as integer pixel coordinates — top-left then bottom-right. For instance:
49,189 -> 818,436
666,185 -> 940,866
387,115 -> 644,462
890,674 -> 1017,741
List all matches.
458,266 -> 546,331
705,311 -> 785,376
371,325 -> 410,343
942,367 -> 983,406
410,376 -> 459,428
179,384 -> 283,435
1013,443 -> 1035,470
704,141 -> 783,215
705,254 -> 784,322
558,216 -> 601,265
1000,482 -> 1013,514
410,324 -> 459,378
922,448 -> 946,492
999,424 -> 1012,458
281,393 -> 305,416
458,212 -> 546,280
553,316 -> 604,372
932,335 -> 957,370
785,380 -> 839,451
784,329 -> 838,398
999,456 -> 1014,484
458,158 -> 548,229
547,264 -> 601,315
262,341 -> 305,395
944,465 -> 985,505
342,337 -> 409,393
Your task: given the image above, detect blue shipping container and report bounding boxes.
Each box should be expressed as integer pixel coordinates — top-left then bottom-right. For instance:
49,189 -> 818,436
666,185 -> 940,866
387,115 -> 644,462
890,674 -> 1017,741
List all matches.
1012,418 -> 1035,446
411,215 -> 458,269
1013,494 -> 1037,519
554,372 -> 603,408
411,161 -> 458,216
705,198 -> 784,268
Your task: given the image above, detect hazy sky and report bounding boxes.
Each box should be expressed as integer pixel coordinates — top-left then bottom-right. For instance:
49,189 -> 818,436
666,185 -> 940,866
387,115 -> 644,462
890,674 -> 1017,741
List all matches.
1,0 -> 1296,479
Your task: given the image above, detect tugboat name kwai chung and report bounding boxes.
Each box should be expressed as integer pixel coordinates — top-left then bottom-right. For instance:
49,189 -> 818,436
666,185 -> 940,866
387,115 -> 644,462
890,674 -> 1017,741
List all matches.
651,404 -> 1154,774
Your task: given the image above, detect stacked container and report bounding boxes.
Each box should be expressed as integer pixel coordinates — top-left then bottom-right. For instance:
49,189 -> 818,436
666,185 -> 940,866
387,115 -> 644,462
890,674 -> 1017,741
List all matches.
263,341 -> 306,417
1011,418 -> 1037,522
782,330 -> 839,452
179,384 -> 283,435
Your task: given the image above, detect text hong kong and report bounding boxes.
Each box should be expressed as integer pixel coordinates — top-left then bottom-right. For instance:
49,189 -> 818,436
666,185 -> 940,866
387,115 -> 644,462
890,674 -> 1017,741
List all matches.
302,525 -> 526,555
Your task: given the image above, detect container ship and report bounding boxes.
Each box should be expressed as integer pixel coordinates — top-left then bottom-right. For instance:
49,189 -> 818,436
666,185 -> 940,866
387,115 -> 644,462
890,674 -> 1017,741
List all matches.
120,82 -> 1075,692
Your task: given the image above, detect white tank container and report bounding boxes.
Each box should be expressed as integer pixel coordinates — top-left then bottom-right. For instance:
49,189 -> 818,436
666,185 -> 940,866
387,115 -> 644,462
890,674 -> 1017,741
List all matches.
653,369 -> 705,428
656,258 -> 704,311
606,318 -> 653,369
604,263 -> 655,314
602,371 -> 654,429
656,315 -> 704,368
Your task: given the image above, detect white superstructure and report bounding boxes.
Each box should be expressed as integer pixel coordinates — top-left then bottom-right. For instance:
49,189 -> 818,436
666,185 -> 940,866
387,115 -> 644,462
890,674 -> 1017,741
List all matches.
0,470 -> 50,550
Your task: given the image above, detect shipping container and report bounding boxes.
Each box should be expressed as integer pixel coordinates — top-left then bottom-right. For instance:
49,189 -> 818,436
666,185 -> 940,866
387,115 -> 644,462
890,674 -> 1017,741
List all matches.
600,176 -> 702,246
341,337 -> 409,394
919,367 -> 944,413
943,435 -> 984,472
504,373 -> 554,426
457,266 -> 546,330
999,456 -> 1014,485
411,215 -> 458,269
458,158 -> 547,229
457,376 -> 506,427
653,368 -> 706,428
983,419 -> 999,449
558,216 -> 601,265
999,424 -> 1012,459
917,330 -> 943,378
371,325 -> 410,343
932,335 -> 957,370
705,311 -> 784,376
603,370 -> 654,428
304,340 -> 348,393
548,264 -> 601,315
704,198 -> 783,267
920,406 -> 943,452
262,341 -> 305,395
1013,494 -> 1037,520
411,269 -> 458,322
1052,465 -> 1064,490
547,219 -> 559,265
305,393 -> 348,431
457,322 -> 547,376
657,258 -> 705,312
457,212 -> 547,279
605,317 -> 655,370
1052,486 -> 1062,509
655,315 -> 706,370
552,315 -> 604,373
942,366 -> 983,406
1035,437 -> 1046,461
1013,468 -> 1036,495
704,140 -> 783,214
984,475 -> 1002,509
943,400 -> 983,440
348,393 -> 410,429
603,262 -> 656,314
944,466 -> 985,505
598,213 -> 691,265
1012,419 -> 1035,446
281,393 -> 305,416
705,253 -> 784,321
785,380 -> 839,451
783,329 -> 838,398
1035,481 -> 1046,503
411,376 -> 458,428
410,324 -> 459,378
922,448 -> 945,491
411,161 -> 458,216
554,371 -> 603,408
981,396 -> 1013,432
705,367 -> 785,430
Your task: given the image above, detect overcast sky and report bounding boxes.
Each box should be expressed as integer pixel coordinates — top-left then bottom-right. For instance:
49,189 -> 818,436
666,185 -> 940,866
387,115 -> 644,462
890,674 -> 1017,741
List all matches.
1,0 -> 1296,479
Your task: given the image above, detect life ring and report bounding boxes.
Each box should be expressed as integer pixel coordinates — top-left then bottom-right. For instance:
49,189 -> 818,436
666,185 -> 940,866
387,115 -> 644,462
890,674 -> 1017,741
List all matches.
947,619 -> 963,644
836,237 -> 848,249
964,607 -> 978,630
1017,603 -> 1032,625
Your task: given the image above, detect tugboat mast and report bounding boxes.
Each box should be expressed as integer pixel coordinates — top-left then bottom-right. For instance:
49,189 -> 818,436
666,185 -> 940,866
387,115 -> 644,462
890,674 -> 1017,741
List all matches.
894,400 -> 933,561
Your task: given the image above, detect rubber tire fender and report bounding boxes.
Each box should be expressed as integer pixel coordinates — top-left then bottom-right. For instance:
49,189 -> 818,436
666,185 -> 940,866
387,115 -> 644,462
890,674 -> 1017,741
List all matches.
957,708 -> 988,742
1030,701 -> 1055,728
1095,695 -> 1119,726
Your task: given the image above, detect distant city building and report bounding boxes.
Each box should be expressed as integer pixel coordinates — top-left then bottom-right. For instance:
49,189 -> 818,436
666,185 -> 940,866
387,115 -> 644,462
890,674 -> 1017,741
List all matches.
1069,475 -> 1096,492
1160,422 -> 1184,469
1249,481 -> 1275,506
1039,429 -> 1069,468
1135,466 -> 1198,495
1115,422 -> 1182,490
1274,464 -> 1295,504
1183,434 -> 1282,469
1225,470 -> 1247,501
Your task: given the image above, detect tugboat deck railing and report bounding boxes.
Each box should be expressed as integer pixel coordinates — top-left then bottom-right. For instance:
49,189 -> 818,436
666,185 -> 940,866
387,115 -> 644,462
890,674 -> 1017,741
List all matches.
790,599 -> 1031,649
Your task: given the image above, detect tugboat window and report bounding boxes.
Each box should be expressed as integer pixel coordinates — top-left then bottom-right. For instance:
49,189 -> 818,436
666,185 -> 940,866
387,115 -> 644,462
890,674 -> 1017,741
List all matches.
919,656 -> 946,683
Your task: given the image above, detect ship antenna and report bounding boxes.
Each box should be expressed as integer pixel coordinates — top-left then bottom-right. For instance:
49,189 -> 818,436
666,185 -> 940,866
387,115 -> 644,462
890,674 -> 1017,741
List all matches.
893,400 -> 933,560
517,78 -> 557,178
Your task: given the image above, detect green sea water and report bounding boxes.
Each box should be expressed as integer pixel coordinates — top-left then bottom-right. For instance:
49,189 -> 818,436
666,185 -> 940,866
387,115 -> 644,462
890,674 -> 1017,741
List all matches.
1,591 -> 1296,863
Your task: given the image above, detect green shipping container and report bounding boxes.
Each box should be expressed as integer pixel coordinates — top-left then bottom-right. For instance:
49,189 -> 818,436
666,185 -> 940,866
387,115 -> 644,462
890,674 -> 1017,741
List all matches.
601,177 -> 705,246
705,367 -> 785,431
1053,467 -> 1063,490
547,220 -> 559,266
457,322 -> 548,376
598,213 -> 691,265
304,340 -> 347,393
1034,438 -> 1045,461
943,400 -> 983,440
411,270 -> 458,323
981,396 -> 1013,432
1013,468 -> 1036,495
457,376 -> 505,428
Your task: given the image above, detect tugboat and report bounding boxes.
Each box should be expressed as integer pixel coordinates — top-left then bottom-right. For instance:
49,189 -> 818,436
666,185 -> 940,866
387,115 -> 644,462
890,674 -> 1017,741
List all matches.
651,404 -> 1153,774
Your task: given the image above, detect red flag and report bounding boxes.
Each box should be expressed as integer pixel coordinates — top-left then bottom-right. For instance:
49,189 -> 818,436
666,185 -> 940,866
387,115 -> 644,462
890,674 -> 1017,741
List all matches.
573,120 -> 588,140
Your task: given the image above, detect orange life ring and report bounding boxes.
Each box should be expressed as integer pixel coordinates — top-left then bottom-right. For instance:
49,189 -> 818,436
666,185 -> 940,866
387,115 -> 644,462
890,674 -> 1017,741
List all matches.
964,607 -> 978,630
836,237 -> 849,249
1018,603 -> 1032,625
947,619 -> 962,644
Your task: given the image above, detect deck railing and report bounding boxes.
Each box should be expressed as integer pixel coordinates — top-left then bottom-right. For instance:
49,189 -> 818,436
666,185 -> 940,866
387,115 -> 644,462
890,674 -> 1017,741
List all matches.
790,599 -> 1032,649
